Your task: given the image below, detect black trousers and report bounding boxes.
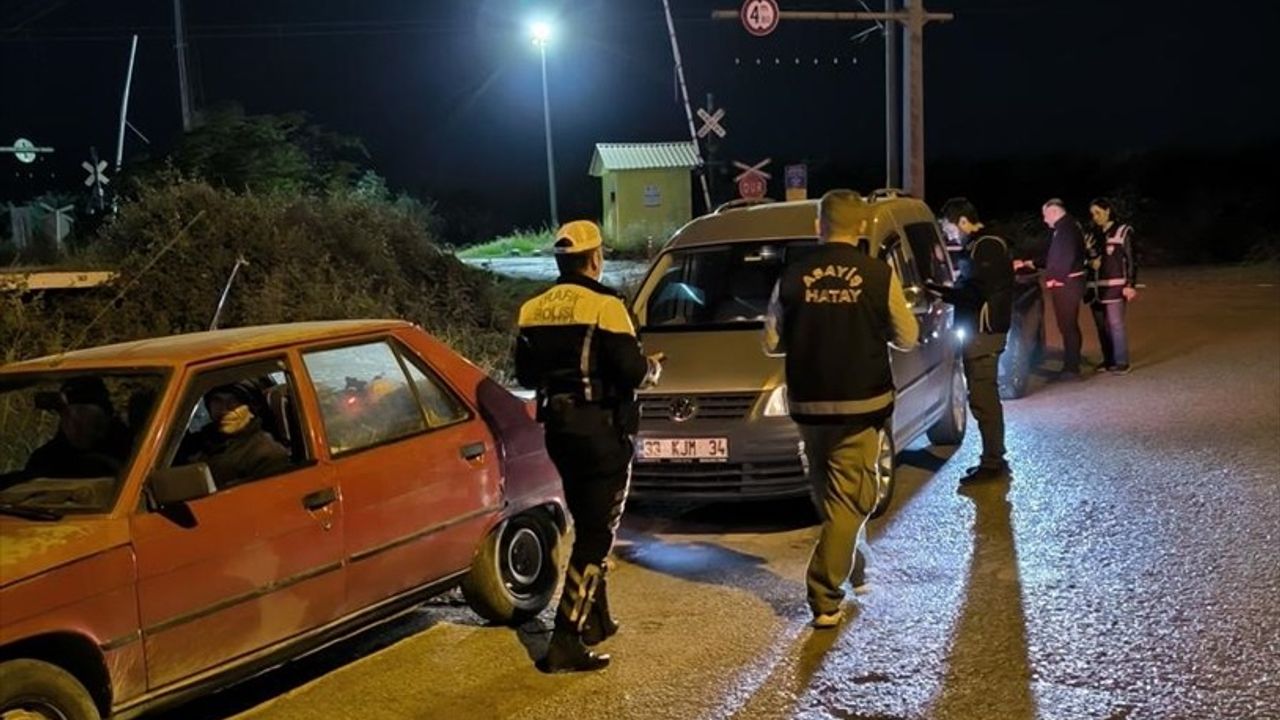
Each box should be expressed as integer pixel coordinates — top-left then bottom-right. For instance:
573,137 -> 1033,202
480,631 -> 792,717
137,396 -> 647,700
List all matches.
543,405 -> 632,633
1048,278 -> 1085,373
963,348 -> 1006,468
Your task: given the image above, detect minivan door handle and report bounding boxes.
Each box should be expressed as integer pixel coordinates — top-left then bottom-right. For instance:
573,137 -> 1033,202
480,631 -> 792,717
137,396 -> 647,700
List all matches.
302,487 -> 337,511
460,442 -> 487,461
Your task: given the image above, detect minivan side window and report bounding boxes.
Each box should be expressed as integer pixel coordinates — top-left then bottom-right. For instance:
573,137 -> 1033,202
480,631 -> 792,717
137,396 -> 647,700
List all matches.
883,234 -> 924,291
303,342 -> 427,456
904,221 -> 953,284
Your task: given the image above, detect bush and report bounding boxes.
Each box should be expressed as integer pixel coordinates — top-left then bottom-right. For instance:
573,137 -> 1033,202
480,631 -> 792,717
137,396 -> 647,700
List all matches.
2,180 -> 529,380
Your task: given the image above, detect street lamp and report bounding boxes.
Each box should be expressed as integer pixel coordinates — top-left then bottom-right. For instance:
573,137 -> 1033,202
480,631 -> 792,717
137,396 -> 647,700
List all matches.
530,20 -> 558,228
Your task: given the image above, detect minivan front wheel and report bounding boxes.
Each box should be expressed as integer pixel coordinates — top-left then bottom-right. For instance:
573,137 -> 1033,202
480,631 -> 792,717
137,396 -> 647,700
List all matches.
462,511 -> 562,625
0,659 -> 99,720
868,426 -> 897,519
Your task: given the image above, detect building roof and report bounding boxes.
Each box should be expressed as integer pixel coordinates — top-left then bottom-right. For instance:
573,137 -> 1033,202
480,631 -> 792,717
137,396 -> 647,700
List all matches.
589,142 -> 700,176
2,320 -> 413,372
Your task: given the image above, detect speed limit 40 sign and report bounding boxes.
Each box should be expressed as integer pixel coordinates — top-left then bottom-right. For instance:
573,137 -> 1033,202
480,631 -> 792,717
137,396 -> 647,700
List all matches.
740,0 -> 780,37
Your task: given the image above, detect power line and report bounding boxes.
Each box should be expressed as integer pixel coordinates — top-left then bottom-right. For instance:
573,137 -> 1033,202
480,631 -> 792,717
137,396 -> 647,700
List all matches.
2,0 -> 69,35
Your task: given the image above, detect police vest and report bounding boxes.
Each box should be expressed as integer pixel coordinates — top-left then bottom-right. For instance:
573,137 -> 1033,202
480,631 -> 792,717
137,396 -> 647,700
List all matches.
1090,224 -> 1133,303
514,275 -> 649,431
776,242 -> 895,424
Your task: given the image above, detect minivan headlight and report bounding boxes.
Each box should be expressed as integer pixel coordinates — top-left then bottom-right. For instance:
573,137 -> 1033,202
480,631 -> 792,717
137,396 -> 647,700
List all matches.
762,385 -> 789,417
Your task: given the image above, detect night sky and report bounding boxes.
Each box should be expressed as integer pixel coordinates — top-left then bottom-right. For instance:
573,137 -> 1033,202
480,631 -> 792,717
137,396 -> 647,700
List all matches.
2,0 -> 1276,227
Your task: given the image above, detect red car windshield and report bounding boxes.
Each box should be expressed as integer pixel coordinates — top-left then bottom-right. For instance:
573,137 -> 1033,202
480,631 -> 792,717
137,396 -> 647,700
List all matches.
0,370 -> 166,515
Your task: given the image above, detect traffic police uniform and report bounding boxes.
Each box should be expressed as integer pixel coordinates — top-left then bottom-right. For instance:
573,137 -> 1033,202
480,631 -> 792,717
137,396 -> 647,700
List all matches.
515,220 -> 659,673
1086,222 -> 1138,372
763,192 -> 918,625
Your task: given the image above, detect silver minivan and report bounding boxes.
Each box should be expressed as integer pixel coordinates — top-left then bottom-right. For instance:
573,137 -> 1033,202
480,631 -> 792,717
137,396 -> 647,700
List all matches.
630,193 -> 968,515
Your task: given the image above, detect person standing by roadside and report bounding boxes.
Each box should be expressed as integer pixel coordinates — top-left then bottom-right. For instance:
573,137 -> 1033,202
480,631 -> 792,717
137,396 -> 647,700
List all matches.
515,220 -> 665,673
929,198 -> 1015,483
1024,199 -> 1088,379
764,190 -> 919,629
1087,198 -> 1139,374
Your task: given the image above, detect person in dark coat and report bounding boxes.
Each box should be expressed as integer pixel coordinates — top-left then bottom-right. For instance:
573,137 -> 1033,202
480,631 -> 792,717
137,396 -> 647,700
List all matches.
1026,199 -> 1088,379
191,382 -> 292,489
930,198 -> 1015,483
25,377 -> 131,479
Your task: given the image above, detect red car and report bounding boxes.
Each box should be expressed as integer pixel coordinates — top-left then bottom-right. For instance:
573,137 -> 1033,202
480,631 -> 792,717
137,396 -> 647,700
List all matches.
0,321 -> 566,720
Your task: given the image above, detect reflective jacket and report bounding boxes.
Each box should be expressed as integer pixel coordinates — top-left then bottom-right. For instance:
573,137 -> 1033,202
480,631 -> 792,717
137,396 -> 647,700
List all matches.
515,274 -> 649,434
1088,223 -> 1138,304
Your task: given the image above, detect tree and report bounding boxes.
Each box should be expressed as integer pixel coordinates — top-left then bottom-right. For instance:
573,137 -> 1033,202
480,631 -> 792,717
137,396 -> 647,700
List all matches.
134,104 -> 371,194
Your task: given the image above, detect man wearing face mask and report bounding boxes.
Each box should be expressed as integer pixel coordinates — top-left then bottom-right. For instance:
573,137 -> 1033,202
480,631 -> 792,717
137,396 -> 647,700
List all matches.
928,198 -> 1014,483
192,381 -> 291,489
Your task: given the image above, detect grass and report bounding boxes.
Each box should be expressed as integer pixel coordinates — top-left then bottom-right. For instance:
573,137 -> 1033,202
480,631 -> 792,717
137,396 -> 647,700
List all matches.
458,222 -> 675,262
457,229 -> 554,259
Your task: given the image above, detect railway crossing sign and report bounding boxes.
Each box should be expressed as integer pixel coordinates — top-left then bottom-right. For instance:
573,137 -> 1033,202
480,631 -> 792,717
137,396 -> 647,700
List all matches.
734,158 -> 772,199
82,160 -> 109,188
696,107 -> 727,139
733,158 -> 773,183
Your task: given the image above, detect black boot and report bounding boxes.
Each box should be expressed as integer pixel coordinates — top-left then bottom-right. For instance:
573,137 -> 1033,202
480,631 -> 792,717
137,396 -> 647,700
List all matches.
536,626 -> 610,674
581,575 -> 620,647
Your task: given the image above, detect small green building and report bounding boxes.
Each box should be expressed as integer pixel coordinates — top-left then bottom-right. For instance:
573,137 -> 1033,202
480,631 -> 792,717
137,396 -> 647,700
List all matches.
589,142 -> 699,246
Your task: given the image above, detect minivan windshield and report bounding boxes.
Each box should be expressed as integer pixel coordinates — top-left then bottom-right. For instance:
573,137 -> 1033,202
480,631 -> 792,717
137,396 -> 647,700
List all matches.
0,371 -> 166,516
639,239 -> 818,331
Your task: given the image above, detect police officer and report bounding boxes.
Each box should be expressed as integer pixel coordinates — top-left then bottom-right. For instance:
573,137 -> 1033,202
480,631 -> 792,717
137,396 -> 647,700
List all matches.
930,198 -> 1015,483
515,220 -> 664,673
1086,198 -> 1139,374
1030,199 -> 1089,379
764,190 -> 919,628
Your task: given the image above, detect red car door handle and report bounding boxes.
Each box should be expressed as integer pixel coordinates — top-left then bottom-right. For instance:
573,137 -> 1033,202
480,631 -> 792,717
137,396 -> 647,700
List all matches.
302,487 -> 337,511
460,442 -> 486,461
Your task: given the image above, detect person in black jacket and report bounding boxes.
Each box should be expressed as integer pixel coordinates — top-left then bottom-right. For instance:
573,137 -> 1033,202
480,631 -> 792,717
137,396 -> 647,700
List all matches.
189,382 -> 292,489
764,190 -> 919,629
1026,199 -> 1088,379
1087,198 -> 1139,374
515,220 -> 664,673
24,377 -> 132,480
930,199 -> 1015,483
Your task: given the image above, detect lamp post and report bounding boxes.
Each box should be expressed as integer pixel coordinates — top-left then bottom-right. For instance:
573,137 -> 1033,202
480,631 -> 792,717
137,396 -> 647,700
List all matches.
531,21 -> 558,229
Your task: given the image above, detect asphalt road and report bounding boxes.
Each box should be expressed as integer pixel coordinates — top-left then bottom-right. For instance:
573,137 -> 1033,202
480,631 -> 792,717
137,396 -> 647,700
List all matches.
158,266 -> 1280,720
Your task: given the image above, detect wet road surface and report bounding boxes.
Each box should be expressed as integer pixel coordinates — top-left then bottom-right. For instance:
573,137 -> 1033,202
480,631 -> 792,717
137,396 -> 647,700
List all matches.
157,266 -> 1279,720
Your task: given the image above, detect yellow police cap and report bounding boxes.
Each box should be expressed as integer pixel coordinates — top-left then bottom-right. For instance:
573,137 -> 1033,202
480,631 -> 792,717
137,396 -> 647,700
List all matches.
554,220 -> 603,255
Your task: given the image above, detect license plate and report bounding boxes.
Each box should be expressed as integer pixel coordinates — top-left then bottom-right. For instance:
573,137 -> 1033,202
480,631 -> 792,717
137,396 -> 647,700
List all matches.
637,438 -> 729,462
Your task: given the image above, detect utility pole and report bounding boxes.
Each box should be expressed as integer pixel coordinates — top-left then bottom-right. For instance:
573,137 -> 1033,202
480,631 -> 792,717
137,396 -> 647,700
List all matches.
174,0 -> 193,132
712,3 -> 952,199
885,0 -> 900,190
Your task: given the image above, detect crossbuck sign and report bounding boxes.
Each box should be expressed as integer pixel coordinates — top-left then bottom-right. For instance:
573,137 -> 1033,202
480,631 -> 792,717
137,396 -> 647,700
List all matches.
733,158 -> 773,183
696,107 -> 727,139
